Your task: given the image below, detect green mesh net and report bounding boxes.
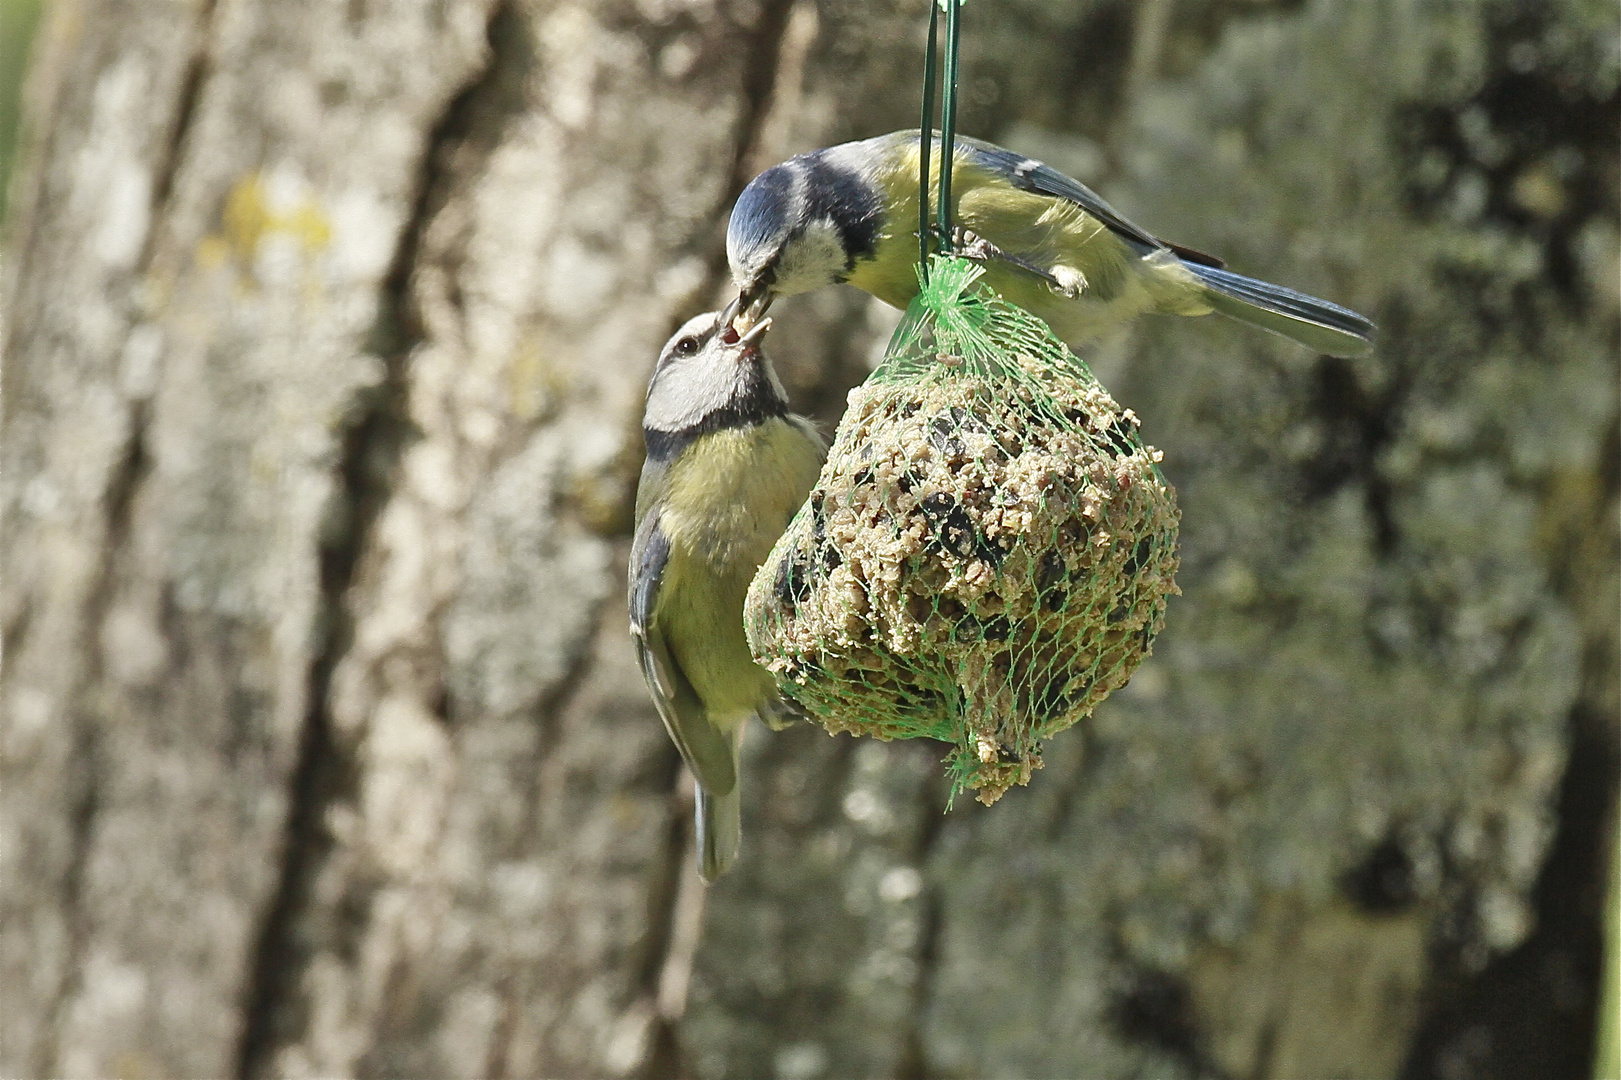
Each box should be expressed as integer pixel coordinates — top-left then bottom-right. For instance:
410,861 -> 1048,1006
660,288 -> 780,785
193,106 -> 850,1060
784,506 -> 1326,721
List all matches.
745,257 -> 1180,804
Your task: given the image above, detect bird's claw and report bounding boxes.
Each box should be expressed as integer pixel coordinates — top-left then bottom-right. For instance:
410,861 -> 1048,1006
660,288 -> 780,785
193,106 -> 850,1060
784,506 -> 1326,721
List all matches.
759,695 -> 808,731
950,227 -> 998,263
946,227 -> 1073,294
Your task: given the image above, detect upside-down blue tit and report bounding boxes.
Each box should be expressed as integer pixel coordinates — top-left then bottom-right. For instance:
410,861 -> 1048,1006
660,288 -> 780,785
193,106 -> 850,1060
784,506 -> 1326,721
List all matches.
629,310 -> 826,881
727,130 -> 1375,357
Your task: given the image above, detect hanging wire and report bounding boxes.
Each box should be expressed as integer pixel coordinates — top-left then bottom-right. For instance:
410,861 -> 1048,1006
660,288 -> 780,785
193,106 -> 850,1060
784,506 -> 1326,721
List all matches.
918,0 -> 965,283
917,0 -> 939,281
937,0 -> 963,253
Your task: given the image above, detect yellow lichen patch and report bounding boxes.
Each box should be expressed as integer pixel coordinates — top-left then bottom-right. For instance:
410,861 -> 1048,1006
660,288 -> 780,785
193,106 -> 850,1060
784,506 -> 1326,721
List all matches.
197,171 -> 333,287
221,174 -> 273,257
282,200 -> 332,251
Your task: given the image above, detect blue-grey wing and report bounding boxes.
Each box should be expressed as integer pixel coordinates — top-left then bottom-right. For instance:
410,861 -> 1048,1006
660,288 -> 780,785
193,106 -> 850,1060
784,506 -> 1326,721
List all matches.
628,505 -> 665,639
957,135 -> 1224,267
628,511 -> 739,795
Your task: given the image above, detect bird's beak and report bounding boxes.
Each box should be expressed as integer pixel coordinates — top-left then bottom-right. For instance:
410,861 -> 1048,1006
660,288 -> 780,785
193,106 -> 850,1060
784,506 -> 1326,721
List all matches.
737,315 -> 772,350
731,284 -> 774,335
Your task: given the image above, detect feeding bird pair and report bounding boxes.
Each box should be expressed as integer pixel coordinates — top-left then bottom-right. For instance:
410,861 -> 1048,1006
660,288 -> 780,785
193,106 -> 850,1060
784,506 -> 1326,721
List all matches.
631,130 -> 1376,881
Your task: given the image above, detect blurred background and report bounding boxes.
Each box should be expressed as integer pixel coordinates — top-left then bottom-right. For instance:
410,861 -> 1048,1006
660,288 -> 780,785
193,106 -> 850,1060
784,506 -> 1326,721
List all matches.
1,0 -> 1615,1077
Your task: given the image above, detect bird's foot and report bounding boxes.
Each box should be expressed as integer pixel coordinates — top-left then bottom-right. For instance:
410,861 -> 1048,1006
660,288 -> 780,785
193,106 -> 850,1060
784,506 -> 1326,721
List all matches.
758,695 -> 808,731
949,227 -> 999,264
946,227 -> 1075,294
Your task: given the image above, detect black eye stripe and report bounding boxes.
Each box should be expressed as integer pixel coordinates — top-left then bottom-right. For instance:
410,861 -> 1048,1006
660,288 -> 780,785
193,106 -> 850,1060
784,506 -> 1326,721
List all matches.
797,154 -> 882,265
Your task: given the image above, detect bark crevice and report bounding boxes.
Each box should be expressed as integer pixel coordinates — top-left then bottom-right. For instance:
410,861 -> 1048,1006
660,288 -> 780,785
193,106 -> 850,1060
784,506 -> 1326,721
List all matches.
1303,352 -> 1407,557
11,0 -> 218,1071
1107,965 -> 1225,1078
893,886 -> 942,1080
233,5 -> 520,1073
145,0 -> 219,261
894,770 -> 952,1080
40,389 -> 153,1073
690,0 -> 800,296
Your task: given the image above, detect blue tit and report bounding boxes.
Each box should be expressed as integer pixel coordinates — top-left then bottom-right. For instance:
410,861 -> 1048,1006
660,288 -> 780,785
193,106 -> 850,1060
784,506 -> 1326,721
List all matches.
630,309 -> 826,882
727,130 -> 1375,357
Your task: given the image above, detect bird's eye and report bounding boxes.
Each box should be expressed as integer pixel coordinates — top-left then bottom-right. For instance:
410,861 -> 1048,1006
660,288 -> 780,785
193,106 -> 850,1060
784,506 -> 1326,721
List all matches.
674,336 -> 699,356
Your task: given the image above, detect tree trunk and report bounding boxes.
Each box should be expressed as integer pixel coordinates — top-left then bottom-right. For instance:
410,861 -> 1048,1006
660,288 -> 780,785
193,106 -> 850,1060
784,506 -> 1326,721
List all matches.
2,1 -> 1614,1078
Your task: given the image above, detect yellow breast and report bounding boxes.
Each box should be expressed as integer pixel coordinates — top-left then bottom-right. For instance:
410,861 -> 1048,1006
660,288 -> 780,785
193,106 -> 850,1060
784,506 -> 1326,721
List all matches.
655,419 -> 824,722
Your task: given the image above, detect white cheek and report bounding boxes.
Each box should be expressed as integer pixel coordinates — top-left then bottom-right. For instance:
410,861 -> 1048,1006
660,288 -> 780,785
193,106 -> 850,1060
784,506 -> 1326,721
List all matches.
774,219 -> 846,295
645,353 -> 736,431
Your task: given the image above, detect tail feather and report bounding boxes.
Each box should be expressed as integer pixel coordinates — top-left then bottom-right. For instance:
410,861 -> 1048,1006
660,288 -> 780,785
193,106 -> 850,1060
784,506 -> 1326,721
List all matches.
1187,261 -> 1375,357
696,785 -> 741,882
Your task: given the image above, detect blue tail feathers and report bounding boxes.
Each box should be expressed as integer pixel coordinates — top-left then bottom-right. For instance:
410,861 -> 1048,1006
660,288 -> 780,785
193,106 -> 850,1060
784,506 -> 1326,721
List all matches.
696,785 -> 741,882
1187,261 -> 1375,357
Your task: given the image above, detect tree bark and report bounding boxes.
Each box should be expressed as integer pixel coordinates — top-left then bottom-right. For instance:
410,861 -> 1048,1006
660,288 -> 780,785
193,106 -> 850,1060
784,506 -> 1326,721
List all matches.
2,1 -> 1614,1078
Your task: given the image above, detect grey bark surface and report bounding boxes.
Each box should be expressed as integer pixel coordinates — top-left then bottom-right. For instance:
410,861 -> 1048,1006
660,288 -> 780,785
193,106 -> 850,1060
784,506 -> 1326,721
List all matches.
2,1 -> 1614,1079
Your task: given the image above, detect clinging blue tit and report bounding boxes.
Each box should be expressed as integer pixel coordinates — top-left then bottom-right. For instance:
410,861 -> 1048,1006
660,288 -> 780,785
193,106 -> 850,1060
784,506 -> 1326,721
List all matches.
727,130 -> 1375,357
630,308 -> 826,882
